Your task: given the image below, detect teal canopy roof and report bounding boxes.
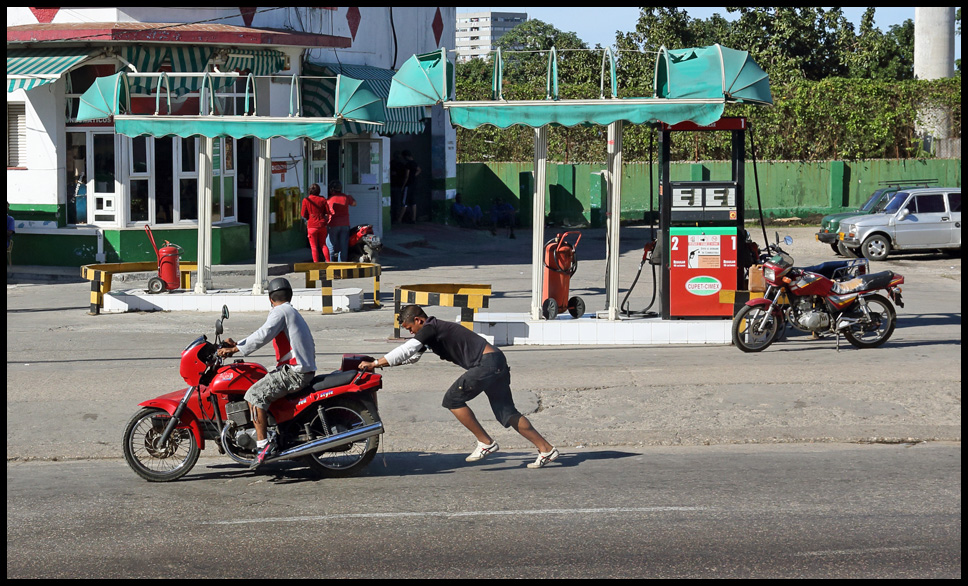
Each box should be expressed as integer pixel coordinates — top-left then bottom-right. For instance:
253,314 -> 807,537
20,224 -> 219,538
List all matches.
74,71 -> 384,140
114,116 -> 340,141
655,44 -> 772,105
388,44 -> 771,130
387,49 -> 454,109
304,62 -> 427,135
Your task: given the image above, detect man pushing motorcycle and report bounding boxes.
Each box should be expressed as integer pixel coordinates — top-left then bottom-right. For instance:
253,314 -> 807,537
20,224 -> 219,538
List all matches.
359,305 -> 560,469
217,278 -> 316,470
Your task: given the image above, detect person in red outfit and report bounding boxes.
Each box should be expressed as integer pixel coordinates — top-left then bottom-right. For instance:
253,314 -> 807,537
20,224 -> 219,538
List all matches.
301,183 -> 331,262
324,180 -> 357,262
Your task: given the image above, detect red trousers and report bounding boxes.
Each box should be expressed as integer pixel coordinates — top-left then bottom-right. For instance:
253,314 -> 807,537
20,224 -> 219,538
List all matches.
307,228 -> 331,262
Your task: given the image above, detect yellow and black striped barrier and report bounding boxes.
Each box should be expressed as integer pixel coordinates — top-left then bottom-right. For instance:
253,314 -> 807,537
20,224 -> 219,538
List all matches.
294,262 -> 382,315
393,283 -> 492,338
81,262 -> 196,315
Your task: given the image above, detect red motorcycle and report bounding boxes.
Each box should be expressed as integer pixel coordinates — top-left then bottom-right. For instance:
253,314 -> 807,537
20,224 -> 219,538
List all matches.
348,224 -> 382,263
732,236 -> 904,352
122,306 -> 384,482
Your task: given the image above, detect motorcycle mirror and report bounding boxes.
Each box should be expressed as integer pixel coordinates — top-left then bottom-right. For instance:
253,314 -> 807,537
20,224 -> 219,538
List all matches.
221,305 -> 230,320
784,236 -> 793,246
215,318 -> 223,337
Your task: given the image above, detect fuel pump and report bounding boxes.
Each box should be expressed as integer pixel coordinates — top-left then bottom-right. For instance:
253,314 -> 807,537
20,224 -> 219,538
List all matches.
657,118 -> 749,319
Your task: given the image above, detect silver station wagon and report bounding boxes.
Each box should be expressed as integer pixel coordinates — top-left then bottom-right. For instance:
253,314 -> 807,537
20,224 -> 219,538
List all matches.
839,187 -> 962,261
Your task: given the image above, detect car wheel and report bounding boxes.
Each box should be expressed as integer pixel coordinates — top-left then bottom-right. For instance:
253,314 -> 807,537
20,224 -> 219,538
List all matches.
861,234 -> 892,261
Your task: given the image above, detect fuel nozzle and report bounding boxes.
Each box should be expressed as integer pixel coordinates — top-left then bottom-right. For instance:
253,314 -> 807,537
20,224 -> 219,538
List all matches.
640,239 -> 657,269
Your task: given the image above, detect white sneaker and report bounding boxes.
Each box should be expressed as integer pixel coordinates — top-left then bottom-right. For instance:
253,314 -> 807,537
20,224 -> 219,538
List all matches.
527,447 -> 560,469
465,441 -> 499,462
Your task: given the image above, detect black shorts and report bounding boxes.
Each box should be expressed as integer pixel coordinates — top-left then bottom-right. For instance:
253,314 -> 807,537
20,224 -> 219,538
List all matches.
401,186 -> 415,206
442,351 -> 521,428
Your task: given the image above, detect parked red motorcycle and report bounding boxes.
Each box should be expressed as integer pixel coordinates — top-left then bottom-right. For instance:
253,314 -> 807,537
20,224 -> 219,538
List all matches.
122,306 -> 384,482
732,236 -> 904,352
348,224 -> 382,263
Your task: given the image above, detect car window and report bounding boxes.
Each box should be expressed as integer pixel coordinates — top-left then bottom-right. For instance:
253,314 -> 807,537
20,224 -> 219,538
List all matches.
860,189 -> 888,211
914,194 -> 945,213
883,191 -> 910,213
947,192 -> 961,213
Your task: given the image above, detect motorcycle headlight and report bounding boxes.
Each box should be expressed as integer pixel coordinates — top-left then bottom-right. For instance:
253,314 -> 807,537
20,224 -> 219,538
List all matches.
763,267 -> 777,281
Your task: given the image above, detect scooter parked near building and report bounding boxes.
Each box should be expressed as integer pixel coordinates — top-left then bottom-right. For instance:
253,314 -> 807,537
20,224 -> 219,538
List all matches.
732,236 -> 904,352
122,306 -> 384,482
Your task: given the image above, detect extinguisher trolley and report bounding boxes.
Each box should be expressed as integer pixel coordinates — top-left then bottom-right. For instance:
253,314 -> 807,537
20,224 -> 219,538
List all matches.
144,225 -> 183,294
541,231 -> 585,320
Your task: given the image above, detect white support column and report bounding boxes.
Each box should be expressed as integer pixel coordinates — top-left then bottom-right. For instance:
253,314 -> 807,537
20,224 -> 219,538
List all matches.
530,126 -> 549,321
195,136 -> 214,294
252,138 -> 272,294
606,121 -> 623,320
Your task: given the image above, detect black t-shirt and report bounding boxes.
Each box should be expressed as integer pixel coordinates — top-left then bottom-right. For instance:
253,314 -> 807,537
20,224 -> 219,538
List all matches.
404,160 -> 419,188
414,316 -> 487,370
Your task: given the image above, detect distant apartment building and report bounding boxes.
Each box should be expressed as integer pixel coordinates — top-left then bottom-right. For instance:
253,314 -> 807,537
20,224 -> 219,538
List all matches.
455,11 -> 527,62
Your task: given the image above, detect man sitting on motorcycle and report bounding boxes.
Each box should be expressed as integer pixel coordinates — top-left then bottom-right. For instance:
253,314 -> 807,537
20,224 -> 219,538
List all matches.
359,305 -> 559,469
216,278 -> 316,470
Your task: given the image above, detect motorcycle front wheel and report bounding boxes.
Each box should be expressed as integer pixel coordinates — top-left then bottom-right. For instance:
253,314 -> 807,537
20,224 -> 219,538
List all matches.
843,293 -> 896,349
732,304 -> 781,352
122,407 -> 199,482
301,397 -> 379,478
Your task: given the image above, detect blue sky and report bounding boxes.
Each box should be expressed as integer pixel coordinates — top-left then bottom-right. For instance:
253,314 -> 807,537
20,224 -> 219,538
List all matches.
458,7 -> 960,59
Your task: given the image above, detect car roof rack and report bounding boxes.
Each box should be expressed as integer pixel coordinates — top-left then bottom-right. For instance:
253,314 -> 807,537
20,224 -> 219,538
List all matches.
878,179 -> 936,186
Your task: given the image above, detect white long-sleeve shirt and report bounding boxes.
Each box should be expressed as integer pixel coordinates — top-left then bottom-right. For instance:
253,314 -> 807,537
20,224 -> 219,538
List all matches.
236,302 -> 316,373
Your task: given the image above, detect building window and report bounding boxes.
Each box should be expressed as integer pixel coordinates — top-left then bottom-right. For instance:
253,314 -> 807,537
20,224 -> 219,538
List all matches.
7,103 -> 27,168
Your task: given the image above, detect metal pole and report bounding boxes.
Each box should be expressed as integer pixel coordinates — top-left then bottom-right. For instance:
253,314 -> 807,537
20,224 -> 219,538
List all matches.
530,126 -> 549,321
253,138 -> 272,294
195,136 -> 213,294
606,121 -> 623,320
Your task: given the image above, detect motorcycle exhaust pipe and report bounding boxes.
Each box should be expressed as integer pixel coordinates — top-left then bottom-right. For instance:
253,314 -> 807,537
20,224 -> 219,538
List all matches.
265,422 -> 384,463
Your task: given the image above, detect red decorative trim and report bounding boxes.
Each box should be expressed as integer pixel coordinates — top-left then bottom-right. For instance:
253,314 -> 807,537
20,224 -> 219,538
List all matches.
29,8 -> 60,24
239,7 -> 257,27
346,7 -> 361,41
7,22 -> 351,48
432,8 -> 443,46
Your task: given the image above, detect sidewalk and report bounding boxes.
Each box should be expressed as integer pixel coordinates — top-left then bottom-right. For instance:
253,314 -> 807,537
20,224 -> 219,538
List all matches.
5,221 -> 524,285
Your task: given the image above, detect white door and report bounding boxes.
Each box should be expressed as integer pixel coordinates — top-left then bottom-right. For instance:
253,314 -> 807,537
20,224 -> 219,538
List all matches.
341,139 -> 383,237
894,192 -> 949,248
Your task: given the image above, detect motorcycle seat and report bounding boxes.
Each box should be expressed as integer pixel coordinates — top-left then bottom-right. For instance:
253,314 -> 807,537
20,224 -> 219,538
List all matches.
831,271 -> 896,295
801,261 -> 853,279
311,370 -> 358,391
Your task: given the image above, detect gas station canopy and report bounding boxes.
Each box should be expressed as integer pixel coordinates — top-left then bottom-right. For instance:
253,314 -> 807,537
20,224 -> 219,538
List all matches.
387,44 -> 771,129
74,71 -> 386,139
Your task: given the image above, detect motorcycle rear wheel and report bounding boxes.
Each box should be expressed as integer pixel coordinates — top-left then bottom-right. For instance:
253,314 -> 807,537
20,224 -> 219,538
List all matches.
732,304 -> 781,352
122,407 -> 199,482
843,293 -> 896,349
301,397 -> 379,478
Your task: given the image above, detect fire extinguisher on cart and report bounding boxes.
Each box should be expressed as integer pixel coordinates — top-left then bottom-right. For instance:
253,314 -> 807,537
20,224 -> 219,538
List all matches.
541,231 -> 585,320
145,225 -> 183,294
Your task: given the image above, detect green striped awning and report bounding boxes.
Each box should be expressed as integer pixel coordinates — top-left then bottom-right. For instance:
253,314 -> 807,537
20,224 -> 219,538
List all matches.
7,48 -> 98,93
303,62 -> 426,136
223,49 -> 285,76
121,45 -> 213,96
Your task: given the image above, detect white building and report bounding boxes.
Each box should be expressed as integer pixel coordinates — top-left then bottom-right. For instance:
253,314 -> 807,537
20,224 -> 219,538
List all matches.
455,11 -> 527,63
6,7 -> 456,266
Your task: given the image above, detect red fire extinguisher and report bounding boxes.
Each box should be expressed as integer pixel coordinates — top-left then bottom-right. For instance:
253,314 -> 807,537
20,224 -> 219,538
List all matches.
541,231 -> 585,320
145,225 -> 182,294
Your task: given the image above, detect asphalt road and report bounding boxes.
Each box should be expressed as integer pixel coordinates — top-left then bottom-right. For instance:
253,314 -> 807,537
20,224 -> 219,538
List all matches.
5,224 -> 962,578
7,443 -> 961,578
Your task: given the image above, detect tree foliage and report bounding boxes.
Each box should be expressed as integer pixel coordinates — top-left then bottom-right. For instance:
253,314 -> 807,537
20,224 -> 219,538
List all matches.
454,10 -> 961,164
